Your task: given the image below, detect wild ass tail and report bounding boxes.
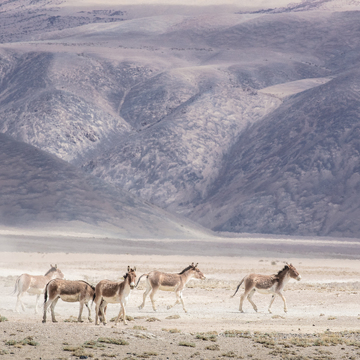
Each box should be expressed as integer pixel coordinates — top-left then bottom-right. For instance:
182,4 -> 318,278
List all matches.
135,273 -> 148,288
11,276 -> 20,296
231,277 -> 245,298
44,280 -> 52,303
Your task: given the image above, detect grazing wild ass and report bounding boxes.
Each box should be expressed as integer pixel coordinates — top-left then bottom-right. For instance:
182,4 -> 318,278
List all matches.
94,266 -> 137,326
13,264 -> 64,313
137,262 -> 205,313
42,279 -> 96,323
232,263 -> 301,313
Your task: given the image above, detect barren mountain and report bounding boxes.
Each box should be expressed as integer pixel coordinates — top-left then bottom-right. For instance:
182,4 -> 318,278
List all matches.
0,0 -> 360,237
0,133 -> 208,238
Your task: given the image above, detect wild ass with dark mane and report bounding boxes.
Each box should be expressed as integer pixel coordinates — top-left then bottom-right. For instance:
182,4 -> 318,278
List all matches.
136,263 -> 205,313
42,279 -> 96,323
94,266 -> 137,326
13,264 -> 64,313
231,263 -> 301,313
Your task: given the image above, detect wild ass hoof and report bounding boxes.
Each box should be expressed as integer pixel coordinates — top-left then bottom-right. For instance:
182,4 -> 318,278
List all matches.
52,320 -> 58,323
268,310 -> 272,314
88,318 -> 93,323
42,320 -> 46,323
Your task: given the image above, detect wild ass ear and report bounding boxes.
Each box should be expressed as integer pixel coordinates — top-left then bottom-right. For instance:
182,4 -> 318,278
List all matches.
50,264 -> 53,268
195,263 -> 198,268
127,266 -> 130,272
55,264 -> 58,269
191,262 -> 194,267
134,266 -> 136,271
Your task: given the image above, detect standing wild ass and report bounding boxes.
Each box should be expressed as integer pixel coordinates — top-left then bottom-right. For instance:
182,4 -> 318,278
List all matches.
13,264 -> 64,313
94,266 -> 137,326
231,263 -> 301,313
42,279 -> 96,323
137,263 -> 205,313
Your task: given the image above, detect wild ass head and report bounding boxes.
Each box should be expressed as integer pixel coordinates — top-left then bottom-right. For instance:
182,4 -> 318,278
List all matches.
45,264 -> 64,279
124,266 -> 137,289
187,262 -> 206,280
285,263 -> 301,281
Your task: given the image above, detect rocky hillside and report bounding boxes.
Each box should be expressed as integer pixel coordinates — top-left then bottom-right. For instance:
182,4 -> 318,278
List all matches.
0,0 -> 360,238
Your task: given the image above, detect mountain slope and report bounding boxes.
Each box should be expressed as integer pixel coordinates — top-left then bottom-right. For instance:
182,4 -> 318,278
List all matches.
190,70 -> 360,237
0,133 -> 209,239
1,1 -> 360,238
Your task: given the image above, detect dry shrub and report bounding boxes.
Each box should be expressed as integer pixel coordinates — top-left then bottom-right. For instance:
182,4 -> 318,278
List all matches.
220,351 -> 238,358
146,317 -> 160,322
137,351 -> 158,358
162,328 -> 181,333
133,325 -> 147,331
195,332 -> 217,342
63,315 -> 78,323
205,344 -> 220,351
223,330 -> 251,338
179,341 -> 196,348
166,314 -> 180,320
98,337 -> 129,345
110,315 -> 134,322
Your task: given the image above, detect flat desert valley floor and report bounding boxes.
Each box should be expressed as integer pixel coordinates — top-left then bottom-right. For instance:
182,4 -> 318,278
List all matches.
0,236 -> 360,360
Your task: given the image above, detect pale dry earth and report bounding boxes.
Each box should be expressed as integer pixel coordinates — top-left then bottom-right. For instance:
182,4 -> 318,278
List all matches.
0,238 -> 360,360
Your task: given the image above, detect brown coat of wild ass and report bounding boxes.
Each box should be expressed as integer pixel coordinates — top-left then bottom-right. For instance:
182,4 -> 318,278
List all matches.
232,263 -> 301,314
137,263 -> 206,313
42,279 -> 96,323
13,264 -> 64,314
94,266 -> 137,326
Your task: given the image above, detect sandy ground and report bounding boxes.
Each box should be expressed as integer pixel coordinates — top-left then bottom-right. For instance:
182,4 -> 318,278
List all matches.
0,240 -> 360,360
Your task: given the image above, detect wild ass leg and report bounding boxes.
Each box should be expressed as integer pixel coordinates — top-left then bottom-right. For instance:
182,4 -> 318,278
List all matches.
247,288 -> 258,312
35,294 -> 41,314
78,300 -> 85,322
268,295 -> 276,314
278,291 -> 288,313
85,302 -> 92,322
115,302 -> 127,325
239,286 -> 254,313
167,290 -> 187,312
149,287 -> 158,311
16,292 -> 26,313
179,291 -> 188,313
95,298 -> 102,325
139,281 -> 152,310
43,296 -> 54,323
50,297 -> 60,322
96,300 -> 107,325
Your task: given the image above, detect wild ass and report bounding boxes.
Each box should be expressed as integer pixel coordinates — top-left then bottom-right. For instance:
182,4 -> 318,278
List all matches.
42,279 -> 96,323
94,266 -> 137,326
137,263 -> 205,313
231,263 -> 301,313
13,264 -> 64,313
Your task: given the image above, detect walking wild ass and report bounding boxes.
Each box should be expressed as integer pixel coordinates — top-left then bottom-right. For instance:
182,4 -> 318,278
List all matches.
94,266 -> 137,326
137,263 -> 205,313
42,279 -> 96,323
231,263 -> 301,313
13,264 -> 64,313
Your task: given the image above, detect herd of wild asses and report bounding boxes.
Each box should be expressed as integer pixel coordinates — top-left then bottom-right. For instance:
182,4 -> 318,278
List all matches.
12,263 -> 301,325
